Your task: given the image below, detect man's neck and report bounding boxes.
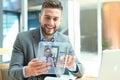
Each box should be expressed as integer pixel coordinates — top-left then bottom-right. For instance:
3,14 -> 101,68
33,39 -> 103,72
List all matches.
44,34 -> 53,41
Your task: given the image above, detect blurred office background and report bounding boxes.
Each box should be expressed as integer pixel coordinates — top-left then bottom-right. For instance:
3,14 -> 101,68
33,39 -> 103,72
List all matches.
0,0 -> 120,78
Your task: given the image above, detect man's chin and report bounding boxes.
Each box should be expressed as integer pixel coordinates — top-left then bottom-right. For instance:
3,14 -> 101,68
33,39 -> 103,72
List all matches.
44,30 -> 56,36
46,31 -> 56,35
45,33 -> 54,36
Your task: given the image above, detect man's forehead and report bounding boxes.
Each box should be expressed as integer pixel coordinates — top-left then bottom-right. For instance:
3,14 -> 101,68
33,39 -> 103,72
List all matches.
42,8 -> 62,17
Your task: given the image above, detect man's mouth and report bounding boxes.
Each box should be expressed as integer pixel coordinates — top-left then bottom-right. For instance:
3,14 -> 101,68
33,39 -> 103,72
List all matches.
46,26 -> 53,29
45,24 -> 54,29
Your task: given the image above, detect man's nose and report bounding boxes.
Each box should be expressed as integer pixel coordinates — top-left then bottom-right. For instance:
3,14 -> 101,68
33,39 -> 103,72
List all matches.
48,19 -> 54,25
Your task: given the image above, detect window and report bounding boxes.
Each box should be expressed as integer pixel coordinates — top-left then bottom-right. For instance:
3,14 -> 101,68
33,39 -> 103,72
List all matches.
3,11 -> 19,48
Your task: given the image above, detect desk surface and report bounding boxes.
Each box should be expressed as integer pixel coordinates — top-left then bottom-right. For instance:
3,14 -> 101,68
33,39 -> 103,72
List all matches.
76,76 -> 96,80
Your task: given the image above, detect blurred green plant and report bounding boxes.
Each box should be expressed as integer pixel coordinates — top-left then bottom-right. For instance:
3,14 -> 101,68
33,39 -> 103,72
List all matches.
102,39 -> 110,50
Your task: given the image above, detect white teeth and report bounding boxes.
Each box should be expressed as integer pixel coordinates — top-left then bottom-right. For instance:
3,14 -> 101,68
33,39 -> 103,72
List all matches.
47,26 -> 53,29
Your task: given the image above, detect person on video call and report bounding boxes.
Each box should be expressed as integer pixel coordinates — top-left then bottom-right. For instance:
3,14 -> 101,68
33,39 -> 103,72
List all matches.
40,47 -> 55,74
8,0 -> 84,80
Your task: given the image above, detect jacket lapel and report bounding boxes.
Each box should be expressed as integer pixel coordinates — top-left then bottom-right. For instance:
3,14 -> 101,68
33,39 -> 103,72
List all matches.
32,27 -> 40,57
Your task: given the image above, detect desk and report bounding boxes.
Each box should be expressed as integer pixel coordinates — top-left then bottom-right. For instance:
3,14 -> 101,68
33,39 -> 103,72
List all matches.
76,76 -> 96,80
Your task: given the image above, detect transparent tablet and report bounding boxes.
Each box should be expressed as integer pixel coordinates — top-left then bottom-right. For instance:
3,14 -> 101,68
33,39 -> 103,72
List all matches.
37,42 -> 74,75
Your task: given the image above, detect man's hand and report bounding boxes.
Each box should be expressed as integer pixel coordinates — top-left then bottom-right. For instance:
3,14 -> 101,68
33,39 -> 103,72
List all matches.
25,58 -> 51,76
59,55 -> 76,68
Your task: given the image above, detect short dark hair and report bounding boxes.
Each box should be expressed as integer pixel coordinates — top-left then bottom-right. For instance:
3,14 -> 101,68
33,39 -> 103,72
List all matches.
44,47 -> 51,52
41,0 -> 63,11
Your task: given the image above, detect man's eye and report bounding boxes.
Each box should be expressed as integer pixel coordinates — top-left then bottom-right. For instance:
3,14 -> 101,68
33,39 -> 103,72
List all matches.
45,17 -> 50,20
54,18 -> 58,21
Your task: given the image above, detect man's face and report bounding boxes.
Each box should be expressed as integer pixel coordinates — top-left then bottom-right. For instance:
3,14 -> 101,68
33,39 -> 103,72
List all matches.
39,8 -> 62,36
45,49 -> 51,57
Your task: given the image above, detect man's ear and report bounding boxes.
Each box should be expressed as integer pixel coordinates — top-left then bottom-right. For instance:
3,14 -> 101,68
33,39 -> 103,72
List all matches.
39,13 -> 41,22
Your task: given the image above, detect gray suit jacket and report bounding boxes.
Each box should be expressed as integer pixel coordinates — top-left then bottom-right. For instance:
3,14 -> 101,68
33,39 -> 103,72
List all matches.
8,27 -> 84,80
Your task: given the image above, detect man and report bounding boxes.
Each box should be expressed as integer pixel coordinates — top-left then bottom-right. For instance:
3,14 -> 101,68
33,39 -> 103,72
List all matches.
8,0 -> 84,80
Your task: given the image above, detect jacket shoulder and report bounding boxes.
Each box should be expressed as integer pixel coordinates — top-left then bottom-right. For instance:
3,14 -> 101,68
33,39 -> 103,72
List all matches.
18,28 -> 39,38
55,32 -> 69,42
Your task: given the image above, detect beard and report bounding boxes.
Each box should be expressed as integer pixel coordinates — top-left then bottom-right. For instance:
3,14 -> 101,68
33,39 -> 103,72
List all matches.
41,24 -> 57,36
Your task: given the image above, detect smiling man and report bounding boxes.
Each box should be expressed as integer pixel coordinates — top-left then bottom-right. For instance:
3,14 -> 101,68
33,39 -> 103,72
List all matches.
40,3 -> 62,41
8,0 -> 84,80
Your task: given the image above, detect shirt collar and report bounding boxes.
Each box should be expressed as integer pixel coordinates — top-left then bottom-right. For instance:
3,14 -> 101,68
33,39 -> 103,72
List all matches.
40,27 -> 55,42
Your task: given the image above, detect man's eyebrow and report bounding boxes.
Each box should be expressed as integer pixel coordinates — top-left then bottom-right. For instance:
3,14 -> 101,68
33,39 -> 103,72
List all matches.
44,15 -> 60,18
44,15 -> 49,17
